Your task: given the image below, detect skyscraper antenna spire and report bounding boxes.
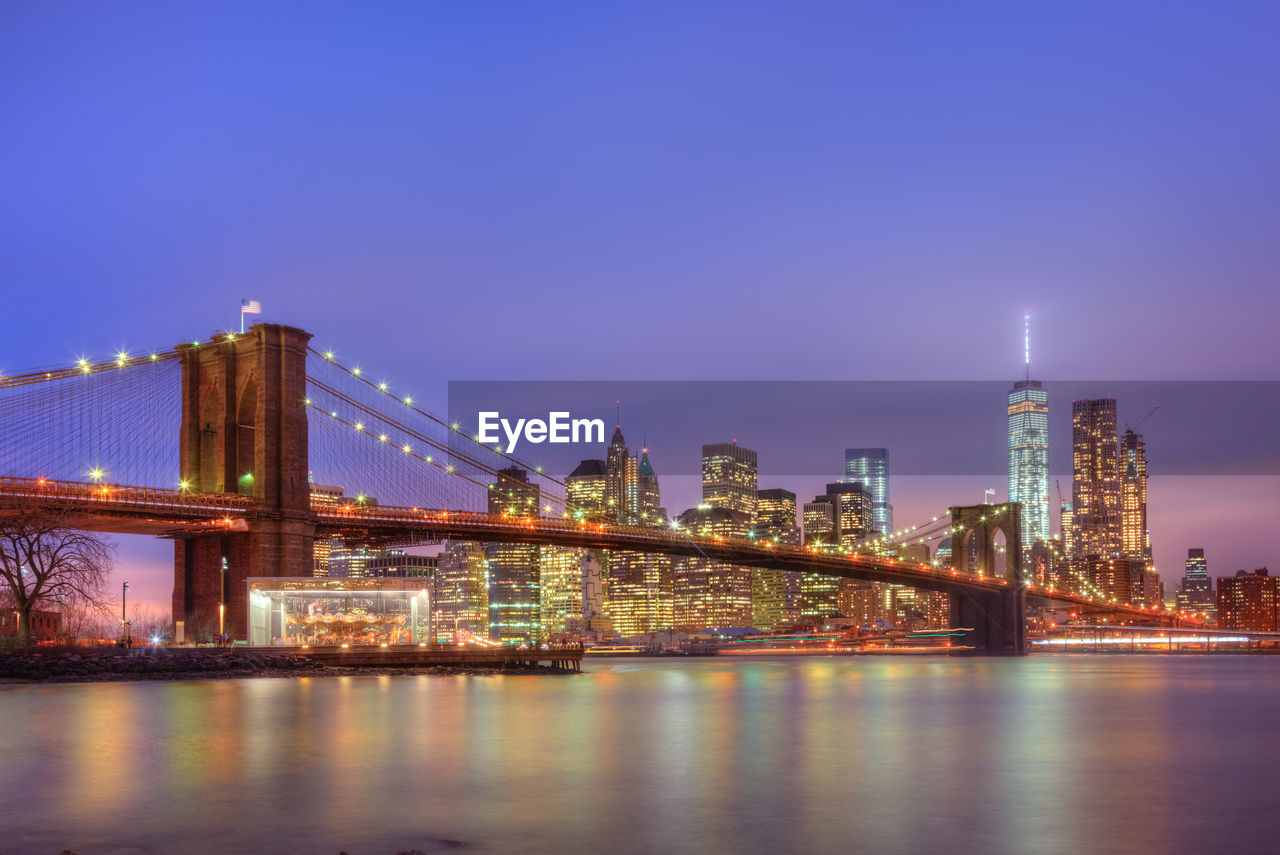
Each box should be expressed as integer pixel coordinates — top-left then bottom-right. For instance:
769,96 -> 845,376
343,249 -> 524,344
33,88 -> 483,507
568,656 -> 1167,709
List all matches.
1024,313 -> 1031,381
616,399 -> 621,428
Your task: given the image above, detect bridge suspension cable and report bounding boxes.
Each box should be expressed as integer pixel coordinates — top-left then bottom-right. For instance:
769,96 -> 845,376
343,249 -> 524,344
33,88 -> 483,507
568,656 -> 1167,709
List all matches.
307,347 -> 570,487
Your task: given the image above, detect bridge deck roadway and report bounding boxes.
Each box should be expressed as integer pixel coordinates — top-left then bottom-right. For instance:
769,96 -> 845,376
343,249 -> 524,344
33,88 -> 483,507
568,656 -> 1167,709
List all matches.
0,478 -> 1197,626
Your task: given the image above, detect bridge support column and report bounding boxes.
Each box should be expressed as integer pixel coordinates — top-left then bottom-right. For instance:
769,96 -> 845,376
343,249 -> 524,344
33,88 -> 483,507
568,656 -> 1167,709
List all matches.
951,587 -> 1027,655
174,324 -> 316,642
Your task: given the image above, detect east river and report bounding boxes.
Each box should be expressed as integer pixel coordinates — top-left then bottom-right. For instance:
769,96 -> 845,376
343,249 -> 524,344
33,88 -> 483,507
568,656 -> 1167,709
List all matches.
3,656 -> 1279,855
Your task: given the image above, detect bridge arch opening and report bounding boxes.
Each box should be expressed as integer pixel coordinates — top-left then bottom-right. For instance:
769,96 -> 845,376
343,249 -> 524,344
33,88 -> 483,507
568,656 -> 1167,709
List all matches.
236,377 -> 257,495
992,528 -> 1008,580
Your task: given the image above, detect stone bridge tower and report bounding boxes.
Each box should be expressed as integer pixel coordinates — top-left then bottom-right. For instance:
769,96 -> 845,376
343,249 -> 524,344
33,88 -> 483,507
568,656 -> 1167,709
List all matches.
172,323 -> 315,642
947,502 -> 1027,655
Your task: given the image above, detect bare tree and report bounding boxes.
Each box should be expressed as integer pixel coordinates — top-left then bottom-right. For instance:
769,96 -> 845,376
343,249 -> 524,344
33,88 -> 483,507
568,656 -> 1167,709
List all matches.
129,602 -> 172,643
63,594 -> 116,644
0,510 -> 113,646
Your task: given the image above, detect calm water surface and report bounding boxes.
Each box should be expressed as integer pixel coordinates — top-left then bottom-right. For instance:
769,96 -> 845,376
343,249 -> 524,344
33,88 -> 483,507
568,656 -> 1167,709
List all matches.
3,656 -> 1279,855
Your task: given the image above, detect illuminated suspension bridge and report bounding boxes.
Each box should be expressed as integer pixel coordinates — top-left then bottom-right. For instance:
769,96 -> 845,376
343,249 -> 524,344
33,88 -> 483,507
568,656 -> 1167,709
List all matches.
0,324 -> 1204,653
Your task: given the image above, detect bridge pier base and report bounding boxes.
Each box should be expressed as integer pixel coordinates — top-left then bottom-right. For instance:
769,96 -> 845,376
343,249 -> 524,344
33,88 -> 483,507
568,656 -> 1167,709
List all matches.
174,532 -> 252,643
950,588 -> 1027,655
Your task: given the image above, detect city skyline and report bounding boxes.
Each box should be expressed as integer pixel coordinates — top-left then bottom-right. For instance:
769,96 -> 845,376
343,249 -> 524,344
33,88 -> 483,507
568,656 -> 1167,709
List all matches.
4,4 -> 1279,852
91,370 -> 1275,614
2,1 -> 1275,618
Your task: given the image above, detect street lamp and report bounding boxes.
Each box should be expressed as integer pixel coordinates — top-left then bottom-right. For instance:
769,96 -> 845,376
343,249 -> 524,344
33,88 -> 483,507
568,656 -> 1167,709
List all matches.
121,581 -> 131,647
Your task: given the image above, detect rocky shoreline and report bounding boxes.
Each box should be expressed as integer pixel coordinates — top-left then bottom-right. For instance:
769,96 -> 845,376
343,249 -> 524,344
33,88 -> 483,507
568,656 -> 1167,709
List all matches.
0,649 -> 569,684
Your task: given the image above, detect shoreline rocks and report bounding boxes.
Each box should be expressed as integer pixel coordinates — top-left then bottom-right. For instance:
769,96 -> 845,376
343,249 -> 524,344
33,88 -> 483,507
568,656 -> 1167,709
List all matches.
0,649 -> 572,684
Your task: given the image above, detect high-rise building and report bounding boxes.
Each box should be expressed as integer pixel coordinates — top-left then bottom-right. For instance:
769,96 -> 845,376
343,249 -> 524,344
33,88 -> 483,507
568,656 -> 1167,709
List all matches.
561,459 -> 610,634
1217,569 -> 1278,631
539,545 -> 586,637
845,448 -> 892,534
1007,314 -> 1049,550
757,488 -> 798,536
487,466 -> 541,643
801,497 -> 837,545
758,488 -> 801,627
605,425 -> 637,521
672,505 -> 753,631
566,459 -> 607,518
702,442 -> 758,520
896,544 -> 950,628
364,552 -> 437,578
636,447 -> 665,527
1008,380 -> 1050,549
323,541 -> 379,579
435,540 -> 488,642
799,498 -> 840,620
825,482 -> 879,623
1121,428 -> 1150,561
1071,399 -> 1122,559
824,482 -> 874,546
1176,549 -> 1216,621
1059,500 -> 1074,558
607,442 -> 672,636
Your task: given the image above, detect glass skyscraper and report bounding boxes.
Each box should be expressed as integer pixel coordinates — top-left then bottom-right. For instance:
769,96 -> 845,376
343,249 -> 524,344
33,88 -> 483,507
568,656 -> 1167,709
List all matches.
1007,379 -> 1050,547
844,448 -> 891,534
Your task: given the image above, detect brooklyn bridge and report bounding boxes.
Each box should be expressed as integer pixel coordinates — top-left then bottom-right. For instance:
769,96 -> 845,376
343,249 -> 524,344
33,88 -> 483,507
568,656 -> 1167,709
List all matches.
0,323 -> 1199,654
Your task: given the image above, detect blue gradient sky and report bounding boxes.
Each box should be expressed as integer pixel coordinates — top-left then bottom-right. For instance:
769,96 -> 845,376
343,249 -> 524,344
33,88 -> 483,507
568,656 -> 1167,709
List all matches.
2,2 -> 1278,610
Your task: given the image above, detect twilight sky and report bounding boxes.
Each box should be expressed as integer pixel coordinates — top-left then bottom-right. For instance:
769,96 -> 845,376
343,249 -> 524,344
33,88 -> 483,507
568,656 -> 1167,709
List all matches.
1,2 -> 1277,611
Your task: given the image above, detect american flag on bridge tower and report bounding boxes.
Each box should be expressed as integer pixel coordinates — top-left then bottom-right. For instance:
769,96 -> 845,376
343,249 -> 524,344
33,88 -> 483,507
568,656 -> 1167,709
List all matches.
241,299 -> 262,315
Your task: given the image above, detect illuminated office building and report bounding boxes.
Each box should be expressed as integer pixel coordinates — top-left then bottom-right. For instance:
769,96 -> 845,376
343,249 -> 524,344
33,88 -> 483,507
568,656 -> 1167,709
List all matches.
636,447 -> 665,526
1217,569 -> 1279,631
608,550 -> 672,636
845,448 -> 892,534
605,426 -> 637,521
487,466 -> 541,643
566,459 -> 607,518
758,488 -> 802,626
1121,428 -> 1150,560
802,497 -> 837,546
799,495 -> 841,622
539,545 -> 586,637
435,540 -> 488,642
825,482 -> 874,545
896,544 -> 949,628
672,505 -> 753,631
825,482 -> 878,623
1060,501 -> 1074,559
607,445 -> 672,636
365,552 -> 437,578
1084,556 -> 1133,603
324,542 -> 378,579
1071,398 -> 1122,559
1176,549 -> 1216,621
702,442 -> 758,520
